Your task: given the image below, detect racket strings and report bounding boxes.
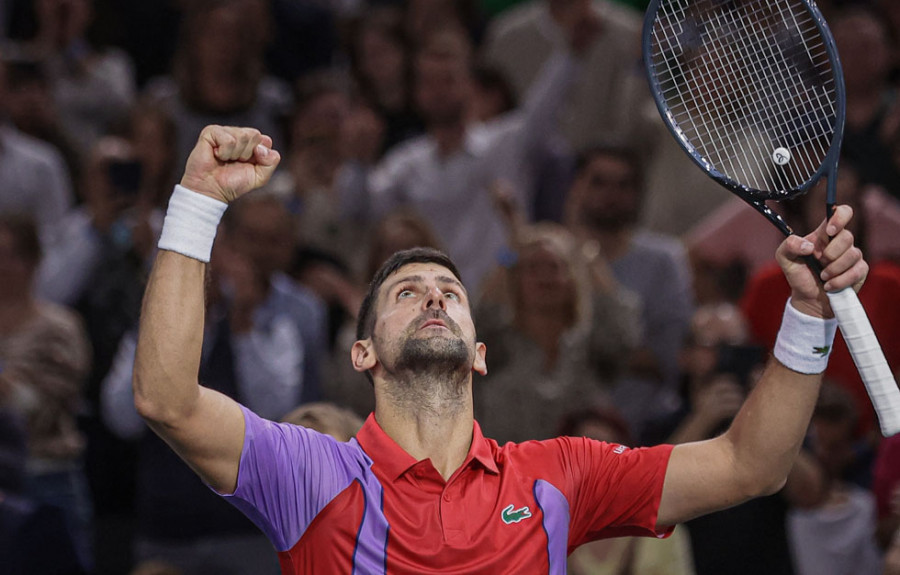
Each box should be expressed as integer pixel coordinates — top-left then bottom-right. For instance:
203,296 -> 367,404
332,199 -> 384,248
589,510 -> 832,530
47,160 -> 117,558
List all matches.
649,0 -> 837,195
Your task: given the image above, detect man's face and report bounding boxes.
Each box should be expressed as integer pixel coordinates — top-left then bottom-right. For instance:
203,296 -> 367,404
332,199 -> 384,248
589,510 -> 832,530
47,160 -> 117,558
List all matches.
230,202 -> 294,279
414,55 -> 470,127
362,262 -> 485,380
572,154 -> 641,231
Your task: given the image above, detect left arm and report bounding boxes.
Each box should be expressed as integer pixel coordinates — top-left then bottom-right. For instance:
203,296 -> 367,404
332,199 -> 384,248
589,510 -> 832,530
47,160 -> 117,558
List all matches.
656,205 -> 867,526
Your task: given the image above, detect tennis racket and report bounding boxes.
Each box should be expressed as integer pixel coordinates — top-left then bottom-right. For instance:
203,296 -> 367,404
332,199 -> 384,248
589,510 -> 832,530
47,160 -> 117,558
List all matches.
642,0 -> 900,436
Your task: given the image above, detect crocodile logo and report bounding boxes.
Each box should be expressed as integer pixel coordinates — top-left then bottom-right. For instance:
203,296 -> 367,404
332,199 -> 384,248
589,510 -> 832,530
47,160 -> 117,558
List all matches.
813,345 -> 831,357
501,504 -> 533,524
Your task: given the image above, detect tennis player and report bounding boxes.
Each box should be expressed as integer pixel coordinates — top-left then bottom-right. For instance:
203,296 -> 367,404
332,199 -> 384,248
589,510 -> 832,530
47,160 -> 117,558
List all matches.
133,125 -> 867,573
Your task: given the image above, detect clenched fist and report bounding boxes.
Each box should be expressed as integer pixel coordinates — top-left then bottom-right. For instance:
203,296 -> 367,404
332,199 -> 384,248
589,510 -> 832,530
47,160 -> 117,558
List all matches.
180,125 -> 281,204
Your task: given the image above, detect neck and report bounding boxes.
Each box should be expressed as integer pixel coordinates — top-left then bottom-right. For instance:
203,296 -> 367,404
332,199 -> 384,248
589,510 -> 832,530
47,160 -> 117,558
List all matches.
0,295 -> 37,334
593,228 -> 633,260
430,122 -> 466,157
374,374 -> 474,480
517,311 -> 570,367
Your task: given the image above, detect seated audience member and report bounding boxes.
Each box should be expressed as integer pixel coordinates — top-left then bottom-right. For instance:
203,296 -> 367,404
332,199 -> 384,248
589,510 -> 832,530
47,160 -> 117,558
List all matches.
347,7 -> 423,152
788,383 -> 882,575
338,18 -> 594,292
644,303 -> 823,575
21,0 -> 136,161
36,101 -> 176,308
564,145 -> 693,436
101,236 -> 305,575
267,72 -> 373,273
474,222 -> 640,443
0,59 -> 75,256
0,405 -> 84,575
1,52 -> 80,179
741,170 -> 900,437
482,0 -> 650,154
562,407 -> 695,575
144,0 -> 291,169
281,402 -> 364,442
0,214 -> 93,571
832,6 -> 900,198
221,193 -> 329,397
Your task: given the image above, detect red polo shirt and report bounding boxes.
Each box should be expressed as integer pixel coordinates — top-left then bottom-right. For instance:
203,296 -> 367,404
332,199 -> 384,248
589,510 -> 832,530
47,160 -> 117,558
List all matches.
223,406 -> 674,574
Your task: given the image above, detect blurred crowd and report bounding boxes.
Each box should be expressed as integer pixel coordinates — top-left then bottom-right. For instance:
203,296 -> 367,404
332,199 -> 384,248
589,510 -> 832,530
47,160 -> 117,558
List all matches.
1,0 -> 900,574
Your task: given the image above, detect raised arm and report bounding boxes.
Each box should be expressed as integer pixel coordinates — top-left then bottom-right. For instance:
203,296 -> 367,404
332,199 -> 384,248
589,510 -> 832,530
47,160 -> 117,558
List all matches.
132,126 -> 280,494
656,205 -> 867,527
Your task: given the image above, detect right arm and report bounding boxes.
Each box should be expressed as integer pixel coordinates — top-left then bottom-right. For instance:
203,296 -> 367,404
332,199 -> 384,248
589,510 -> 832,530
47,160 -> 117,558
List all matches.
132,125 -> 280,494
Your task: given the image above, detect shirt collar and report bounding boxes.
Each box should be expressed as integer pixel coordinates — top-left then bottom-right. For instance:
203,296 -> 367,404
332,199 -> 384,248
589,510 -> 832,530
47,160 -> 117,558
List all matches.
355,413 -> 499,482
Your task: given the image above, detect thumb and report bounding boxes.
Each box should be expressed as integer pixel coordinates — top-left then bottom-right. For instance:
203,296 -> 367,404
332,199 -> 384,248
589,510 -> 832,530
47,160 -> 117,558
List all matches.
251,142 -> 281,187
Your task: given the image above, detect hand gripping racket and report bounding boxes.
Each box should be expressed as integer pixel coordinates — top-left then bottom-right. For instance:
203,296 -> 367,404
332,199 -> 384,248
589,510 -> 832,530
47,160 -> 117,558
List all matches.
642,0 -> 900,435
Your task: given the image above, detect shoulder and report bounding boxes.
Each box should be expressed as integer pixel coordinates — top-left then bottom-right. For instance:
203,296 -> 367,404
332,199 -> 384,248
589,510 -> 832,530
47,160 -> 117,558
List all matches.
631,230 -> 689,268
594,0 -> 642,37
0,127 -> 66,169
485,1 -> 543,40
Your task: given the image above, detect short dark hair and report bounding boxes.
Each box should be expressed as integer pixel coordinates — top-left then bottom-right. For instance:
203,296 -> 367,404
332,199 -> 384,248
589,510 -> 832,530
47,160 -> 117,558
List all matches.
356,247 -> 463,343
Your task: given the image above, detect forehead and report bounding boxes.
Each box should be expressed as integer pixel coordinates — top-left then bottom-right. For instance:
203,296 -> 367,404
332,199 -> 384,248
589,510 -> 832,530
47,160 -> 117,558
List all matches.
381,262 -> 462,290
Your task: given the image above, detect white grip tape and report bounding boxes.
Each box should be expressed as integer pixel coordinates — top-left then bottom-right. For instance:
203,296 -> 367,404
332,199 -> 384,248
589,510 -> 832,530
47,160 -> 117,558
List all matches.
827,287 -> 900,437
157,185 -> 228,263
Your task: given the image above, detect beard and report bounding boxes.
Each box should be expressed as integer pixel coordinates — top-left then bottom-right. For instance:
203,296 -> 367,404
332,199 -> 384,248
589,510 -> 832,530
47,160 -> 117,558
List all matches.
395,333 -> 470,378
378,310 -> 473,411
580,206 -> 639,232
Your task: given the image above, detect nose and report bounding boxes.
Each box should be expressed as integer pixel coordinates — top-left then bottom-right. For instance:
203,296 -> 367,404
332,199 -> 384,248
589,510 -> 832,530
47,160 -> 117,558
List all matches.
423,284 -> 447,311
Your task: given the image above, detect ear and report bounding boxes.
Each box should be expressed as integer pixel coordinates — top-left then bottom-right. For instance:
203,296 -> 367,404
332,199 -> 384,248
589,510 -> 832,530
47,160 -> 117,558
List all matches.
351,339 -> 378,373
473,341 -> 487,376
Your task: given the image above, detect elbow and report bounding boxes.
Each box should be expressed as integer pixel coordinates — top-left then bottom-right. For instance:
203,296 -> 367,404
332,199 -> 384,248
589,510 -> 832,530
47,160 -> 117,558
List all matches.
757,475 -> 788,498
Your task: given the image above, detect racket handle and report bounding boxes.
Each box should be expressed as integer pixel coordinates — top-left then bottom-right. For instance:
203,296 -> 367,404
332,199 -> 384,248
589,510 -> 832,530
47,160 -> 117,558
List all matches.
826,287 -> 900,436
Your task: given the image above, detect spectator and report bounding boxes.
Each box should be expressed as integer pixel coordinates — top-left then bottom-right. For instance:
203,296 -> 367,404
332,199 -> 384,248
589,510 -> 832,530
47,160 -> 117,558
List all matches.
473,222 -> 640,443
221,193 -> 329,397
144,0 -> 292,169
21,0 -> 137,161
564,144 -> 693,436
788,383 -> 883,575
101,235 -> 305,575
268,72 -> 373,272
872,424 -> 900,548
1,52 -> 80,179
339,18 -> 593,291
833,6 -> 900,197
644,303 -> 823,575
562,406 -> 696,575
0,58 -> 75,259
0,214 -> 93,571
0,404 -> 84,575
347,7 -> 423,151
483,0 -> 650,154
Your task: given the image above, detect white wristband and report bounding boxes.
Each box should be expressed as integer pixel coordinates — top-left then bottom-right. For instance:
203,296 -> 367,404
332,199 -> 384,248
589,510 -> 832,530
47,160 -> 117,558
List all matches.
157,185 -> 228,262
773,298 -> 838,374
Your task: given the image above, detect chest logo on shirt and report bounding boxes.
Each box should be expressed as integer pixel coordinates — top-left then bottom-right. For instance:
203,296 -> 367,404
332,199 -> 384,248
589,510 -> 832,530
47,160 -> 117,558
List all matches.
501,504 -> 533,524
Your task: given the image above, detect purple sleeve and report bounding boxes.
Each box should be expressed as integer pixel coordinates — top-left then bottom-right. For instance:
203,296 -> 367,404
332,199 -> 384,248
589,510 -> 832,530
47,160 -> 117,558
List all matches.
219,405 -> 367,551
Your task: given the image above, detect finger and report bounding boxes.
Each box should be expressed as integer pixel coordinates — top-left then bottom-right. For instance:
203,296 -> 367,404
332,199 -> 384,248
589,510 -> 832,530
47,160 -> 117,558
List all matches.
823,256 -> 868,292
210,126 -> 239,161
776,234 -> 815,264
819,228 -> 855,266
810,204 -> 852,243
820,246 -> 862,285
253,144 -> 280,168
237,130 -> 263,162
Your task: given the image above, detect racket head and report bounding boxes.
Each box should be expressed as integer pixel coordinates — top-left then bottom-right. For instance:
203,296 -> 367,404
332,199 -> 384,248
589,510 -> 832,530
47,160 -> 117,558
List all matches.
642,0 -> 846,208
